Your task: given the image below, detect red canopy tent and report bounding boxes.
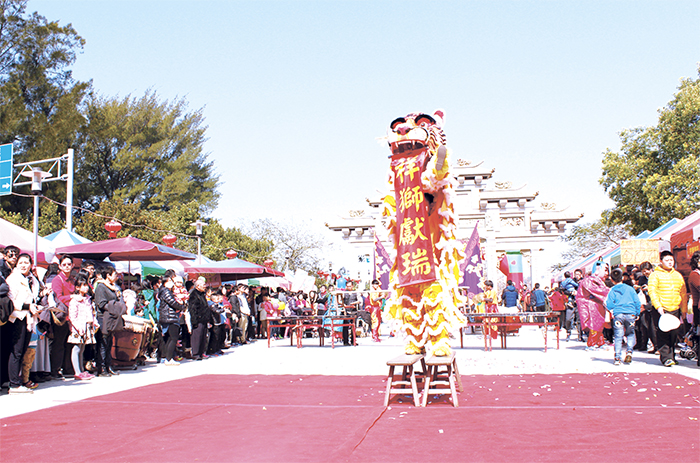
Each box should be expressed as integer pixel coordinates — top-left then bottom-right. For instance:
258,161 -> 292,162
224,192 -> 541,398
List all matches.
184,258 -> 283,286
670,211 -> 700,278
55,236 -> 197,262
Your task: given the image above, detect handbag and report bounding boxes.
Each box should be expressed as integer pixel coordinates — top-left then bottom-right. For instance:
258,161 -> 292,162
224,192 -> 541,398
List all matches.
51,301 -> 69,326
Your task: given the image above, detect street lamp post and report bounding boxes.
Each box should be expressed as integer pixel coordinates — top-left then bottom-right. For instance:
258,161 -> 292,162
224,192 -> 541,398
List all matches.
190,220 -> 206,264
21,168 -> 51,266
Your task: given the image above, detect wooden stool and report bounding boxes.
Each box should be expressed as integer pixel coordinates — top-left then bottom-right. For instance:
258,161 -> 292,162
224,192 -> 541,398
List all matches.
422,352 -> 463,407
384,354 -> 426,407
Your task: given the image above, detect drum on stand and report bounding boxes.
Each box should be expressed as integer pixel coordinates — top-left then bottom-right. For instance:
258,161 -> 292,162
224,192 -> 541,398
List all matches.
111,315 -> 155,367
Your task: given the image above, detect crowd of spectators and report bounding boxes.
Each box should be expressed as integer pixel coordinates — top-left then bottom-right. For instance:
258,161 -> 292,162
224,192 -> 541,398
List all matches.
3,244 -> 697,395
0,246 -> 386,395
483,251 -> 699,368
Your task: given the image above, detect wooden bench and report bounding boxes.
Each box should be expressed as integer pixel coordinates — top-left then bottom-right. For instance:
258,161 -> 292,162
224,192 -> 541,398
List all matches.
384,354 -> 426,407
422,352 -> 462,407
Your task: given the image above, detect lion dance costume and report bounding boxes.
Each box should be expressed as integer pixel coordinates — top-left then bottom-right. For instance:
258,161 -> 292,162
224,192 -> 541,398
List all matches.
382,110 -> 467,356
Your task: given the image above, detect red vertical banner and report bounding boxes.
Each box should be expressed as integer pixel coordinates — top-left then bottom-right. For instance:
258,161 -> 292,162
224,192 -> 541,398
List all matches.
391,153 -> 437,287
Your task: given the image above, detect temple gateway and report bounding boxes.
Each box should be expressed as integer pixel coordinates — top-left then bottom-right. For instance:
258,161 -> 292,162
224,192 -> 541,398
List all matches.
326,159 -> 582,288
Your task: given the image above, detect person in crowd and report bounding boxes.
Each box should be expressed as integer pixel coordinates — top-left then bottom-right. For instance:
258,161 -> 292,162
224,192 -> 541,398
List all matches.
172,276 -> 189,306
94,266 -> 126,375
50,255 -> 76,379
561,271 -> 579,295
0,245 -> 19,388
188,277 -> 209,361
234,284 -> 251,344
500,280 -> 519,309
530,283 -> 549,322
605,268 -> 641,365
688,251 -> 700,362
342,281 -> 360,346
648,250 -> 687,367
123,282 -> 140,316
80,261 -> 96,292
315,285 -> 329,316
0,245 -> 19,279
158,270 -> 185,365
67,276 -> 98,380
549,286 -> 567,333
6,253 -> 43,393
227,285 -> 243,345
576,264 -> 610,349
636,261 -> 657,352
368,279 -> 384,342
208,290 -> 226,354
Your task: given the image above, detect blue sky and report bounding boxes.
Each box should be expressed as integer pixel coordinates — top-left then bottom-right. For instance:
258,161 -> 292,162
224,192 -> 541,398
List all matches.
29,0 -> 700,271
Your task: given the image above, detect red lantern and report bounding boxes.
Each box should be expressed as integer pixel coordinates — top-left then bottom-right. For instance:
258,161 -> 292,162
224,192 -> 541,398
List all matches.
105,219 -> 122,238
263,258 -> 274,268
162,233 -> 177,247
226,249 -> 238,259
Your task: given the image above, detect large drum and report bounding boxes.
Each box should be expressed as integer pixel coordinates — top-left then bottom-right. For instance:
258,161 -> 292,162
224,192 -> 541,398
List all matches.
111,315 -> 154,367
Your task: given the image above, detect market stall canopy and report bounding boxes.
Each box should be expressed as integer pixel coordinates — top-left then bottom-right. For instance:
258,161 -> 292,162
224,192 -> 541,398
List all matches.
44,230 -> 169,275
236,276 -> 292,290
55,236 -> 197,261
0,217 -> 56,264
670,210 -> 700,278
185,258 -> 283,282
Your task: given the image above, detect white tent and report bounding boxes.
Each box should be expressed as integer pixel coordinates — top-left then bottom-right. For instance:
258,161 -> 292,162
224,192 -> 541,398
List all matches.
0,217 -> 56,264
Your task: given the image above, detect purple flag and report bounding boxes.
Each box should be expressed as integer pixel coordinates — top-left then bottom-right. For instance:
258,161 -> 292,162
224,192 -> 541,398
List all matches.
374,238 -> 393,290
460,222 -> 484,298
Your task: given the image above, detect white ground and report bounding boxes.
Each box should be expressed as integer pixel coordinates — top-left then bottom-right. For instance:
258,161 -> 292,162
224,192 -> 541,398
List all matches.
1,324 -> 698,419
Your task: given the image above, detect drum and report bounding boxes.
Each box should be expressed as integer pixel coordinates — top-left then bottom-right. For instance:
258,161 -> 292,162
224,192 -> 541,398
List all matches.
111,315 -> 154,366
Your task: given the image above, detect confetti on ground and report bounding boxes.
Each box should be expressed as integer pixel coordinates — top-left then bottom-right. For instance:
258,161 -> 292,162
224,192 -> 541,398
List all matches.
532,392 -> 540,396
637,388 -> 647,392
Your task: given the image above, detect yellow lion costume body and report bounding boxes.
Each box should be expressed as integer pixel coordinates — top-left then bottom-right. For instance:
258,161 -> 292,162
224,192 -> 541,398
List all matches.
382,110 -> 467,356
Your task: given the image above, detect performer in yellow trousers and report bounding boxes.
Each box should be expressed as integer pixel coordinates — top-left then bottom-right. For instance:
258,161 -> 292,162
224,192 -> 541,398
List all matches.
382,110 -> 467,356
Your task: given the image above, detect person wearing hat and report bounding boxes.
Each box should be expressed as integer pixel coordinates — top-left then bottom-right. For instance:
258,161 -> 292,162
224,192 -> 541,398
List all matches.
648,251 -> 687,367
604,268 -> 641,365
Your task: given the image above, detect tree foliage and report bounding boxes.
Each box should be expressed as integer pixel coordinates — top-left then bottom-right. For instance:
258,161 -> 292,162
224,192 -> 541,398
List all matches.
75,91 -> 219,214
0,0 -> 89,214
73,198 -> 272,262
555,215 -> 630,271
600,67 -> 700,234
247,219 -> 327,272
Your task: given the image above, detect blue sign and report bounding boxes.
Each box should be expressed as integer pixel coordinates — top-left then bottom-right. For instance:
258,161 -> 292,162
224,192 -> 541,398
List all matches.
0,143 -> 12,196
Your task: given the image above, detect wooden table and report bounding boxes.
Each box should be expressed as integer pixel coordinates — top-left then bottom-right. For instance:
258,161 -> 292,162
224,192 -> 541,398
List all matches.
266,315 -> 357,348
459,311 -> 560,352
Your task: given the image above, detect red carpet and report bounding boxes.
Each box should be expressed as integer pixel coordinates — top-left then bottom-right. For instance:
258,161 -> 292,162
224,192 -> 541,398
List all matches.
1,373 -> 698,462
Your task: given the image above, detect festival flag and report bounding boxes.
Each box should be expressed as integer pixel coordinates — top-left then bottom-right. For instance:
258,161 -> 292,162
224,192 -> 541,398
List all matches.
500,251 -> 524,288
459,222 -> 484,298
373,238 -> 392,290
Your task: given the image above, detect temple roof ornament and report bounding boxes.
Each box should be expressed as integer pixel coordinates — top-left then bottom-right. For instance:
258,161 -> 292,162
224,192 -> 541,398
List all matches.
494,181 -> 512,190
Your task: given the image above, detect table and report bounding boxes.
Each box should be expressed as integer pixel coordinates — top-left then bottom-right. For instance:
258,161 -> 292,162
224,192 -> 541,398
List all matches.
266,315 -> 357,348
459,311 -> 560,352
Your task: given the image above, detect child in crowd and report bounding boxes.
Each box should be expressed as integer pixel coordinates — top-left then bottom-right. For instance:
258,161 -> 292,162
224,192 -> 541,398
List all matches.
208,290 -> 226,355
172,276 -> 189,306
68,276 -> 99,380
123,282 -> 139,316
604,268 -> 641,365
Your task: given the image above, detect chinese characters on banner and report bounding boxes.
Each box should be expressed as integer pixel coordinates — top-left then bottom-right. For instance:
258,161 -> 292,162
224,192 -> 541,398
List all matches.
391,153 -> 437,287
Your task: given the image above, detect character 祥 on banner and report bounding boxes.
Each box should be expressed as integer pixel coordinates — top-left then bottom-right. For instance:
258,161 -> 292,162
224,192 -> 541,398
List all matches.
382,110 -> 467,356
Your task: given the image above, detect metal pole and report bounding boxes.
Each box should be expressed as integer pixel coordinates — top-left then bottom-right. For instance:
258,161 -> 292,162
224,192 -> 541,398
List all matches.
197,236 -> 201,264
66,148 -> 74,231
33,195 -> 39,266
